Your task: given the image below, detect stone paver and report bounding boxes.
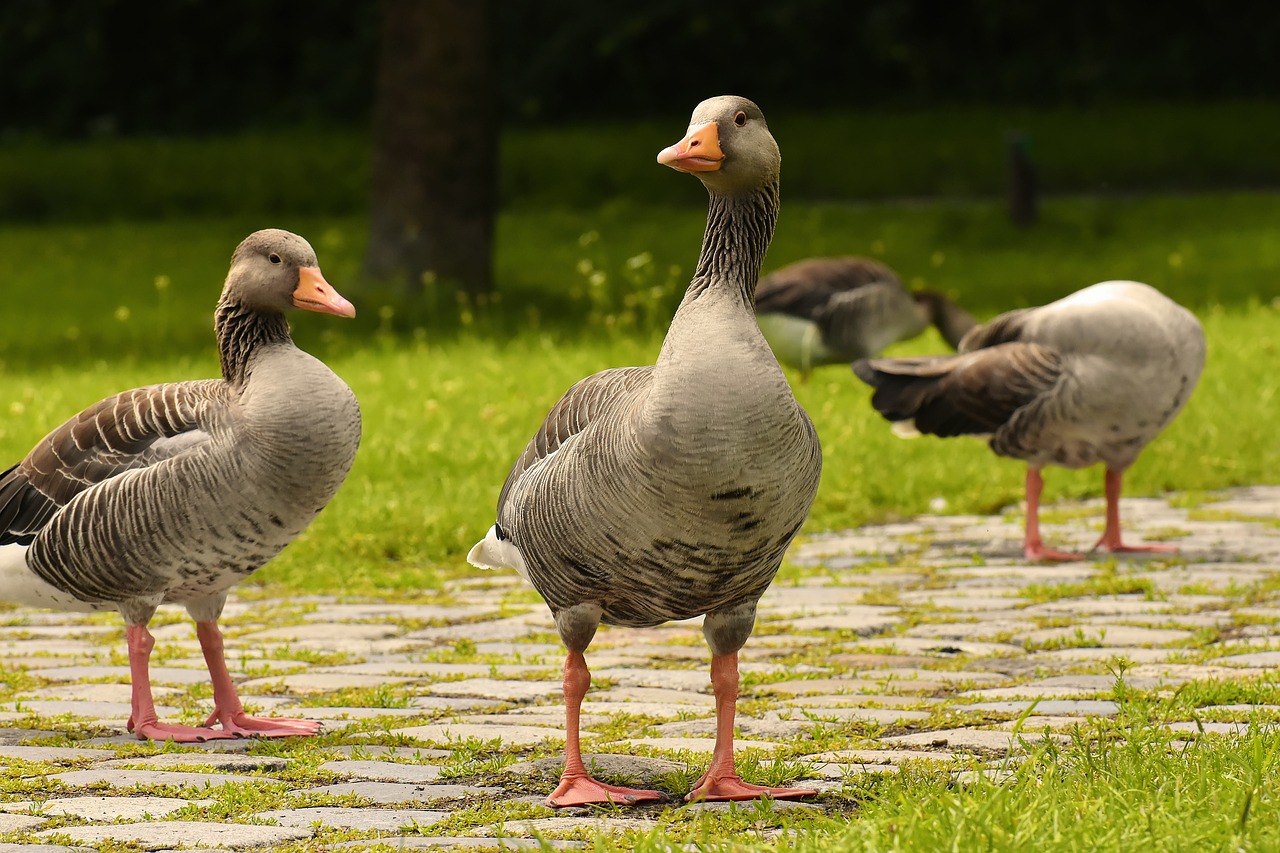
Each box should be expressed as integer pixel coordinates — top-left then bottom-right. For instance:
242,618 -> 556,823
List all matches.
0,486 -> 1276,848
0,796 -> 208,821
297,781 -> 501,803
33,822 -> 310,850
319,759 -> 444,783
254,807 -> 449,831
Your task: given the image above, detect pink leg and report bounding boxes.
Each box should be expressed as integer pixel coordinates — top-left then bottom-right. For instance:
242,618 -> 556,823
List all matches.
1024,468 -> 1083,562
685,652 -> 816,802
1093,468 -> 1179,555
547,650 -> 662,807
126,624 -> 235,742
196,621 -> 321,737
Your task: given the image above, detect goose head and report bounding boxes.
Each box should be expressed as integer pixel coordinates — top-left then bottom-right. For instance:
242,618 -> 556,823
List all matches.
657,96 -> 779,195
225,229 -> 355,319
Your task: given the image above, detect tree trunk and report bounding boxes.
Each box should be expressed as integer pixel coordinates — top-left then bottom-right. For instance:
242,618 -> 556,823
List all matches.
364,0 -> 496,296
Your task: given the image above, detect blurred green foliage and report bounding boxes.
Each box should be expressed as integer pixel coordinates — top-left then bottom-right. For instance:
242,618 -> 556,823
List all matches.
2,100 -> 1278,224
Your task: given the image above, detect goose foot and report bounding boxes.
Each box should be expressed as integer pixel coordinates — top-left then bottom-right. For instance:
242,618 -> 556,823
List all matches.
546,774 -> 662,808
129,718 -> 236,743
204,709 -> 322,738
686,774 -> 817,803
1093,537 -> 1180,556
1024,543 -> 1084,562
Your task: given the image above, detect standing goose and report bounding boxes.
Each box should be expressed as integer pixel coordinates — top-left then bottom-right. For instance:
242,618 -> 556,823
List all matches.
852,281 -> 1205,561
0,229 -> 361,741
755,256 -> 976,380
469,96 -> 821,806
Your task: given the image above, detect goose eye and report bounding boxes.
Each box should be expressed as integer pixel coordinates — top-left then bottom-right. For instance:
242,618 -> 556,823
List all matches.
268,253 -> 282,265
733,111 -> 747,127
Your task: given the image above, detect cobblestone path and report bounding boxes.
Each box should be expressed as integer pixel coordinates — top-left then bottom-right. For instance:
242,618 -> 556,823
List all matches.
0,487 -> 1277,850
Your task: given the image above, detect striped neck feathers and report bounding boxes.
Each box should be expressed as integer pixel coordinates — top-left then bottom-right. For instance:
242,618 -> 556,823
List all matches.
683,179 -> 780,309
214,298 -> 292,385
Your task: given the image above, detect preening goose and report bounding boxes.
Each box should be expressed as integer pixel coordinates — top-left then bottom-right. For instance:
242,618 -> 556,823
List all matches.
755,256 -> 976,380
0,229 -> 361,741
469,96 -> 821,806
853,280 -> 1204,561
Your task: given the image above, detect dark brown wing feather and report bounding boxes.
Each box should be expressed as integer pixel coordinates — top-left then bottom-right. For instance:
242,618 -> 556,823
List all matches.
958,307 -> 1035,352
756,257 -> 902,318
0,380 -> 225,545
853,342 -> 1064,437
495,366 -> 653,514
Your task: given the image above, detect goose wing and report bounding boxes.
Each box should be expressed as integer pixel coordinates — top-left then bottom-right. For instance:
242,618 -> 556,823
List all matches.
0,380 -> 227,545
495,366 -> 653,515
853,342 -> 1064,437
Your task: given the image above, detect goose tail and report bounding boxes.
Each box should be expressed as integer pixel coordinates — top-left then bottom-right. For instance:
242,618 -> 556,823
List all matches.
467,525 -> 531,582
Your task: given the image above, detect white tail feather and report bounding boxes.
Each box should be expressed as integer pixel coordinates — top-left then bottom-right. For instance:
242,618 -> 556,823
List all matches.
891,420 -> 921,438
467,526 -> 530,582
0,543 -> 102,612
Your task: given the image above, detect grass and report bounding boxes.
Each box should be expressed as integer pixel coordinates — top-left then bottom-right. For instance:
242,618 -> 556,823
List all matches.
821,723 -> 1280,851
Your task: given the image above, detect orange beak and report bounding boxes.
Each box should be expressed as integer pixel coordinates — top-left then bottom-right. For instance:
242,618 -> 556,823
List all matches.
293,266 -> 356,318
657,122 -> 724,173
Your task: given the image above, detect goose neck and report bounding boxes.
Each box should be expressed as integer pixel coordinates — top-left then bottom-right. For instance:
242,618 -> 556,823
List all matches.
214,299 -> 292,385
684,181 -> 779,308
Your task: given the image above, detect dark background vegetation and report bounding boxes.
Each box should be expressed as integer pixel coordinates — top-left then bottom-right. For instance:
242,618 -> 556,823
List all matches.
5,0 -> 1278,137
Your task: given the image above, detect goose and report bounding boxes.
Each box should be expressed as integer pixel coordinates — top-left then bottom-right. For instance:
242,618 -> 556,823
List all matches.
469,96 -> 821,806
852,280 -> 1204,561
0,229 -> 361,741
755,256 -> 976,380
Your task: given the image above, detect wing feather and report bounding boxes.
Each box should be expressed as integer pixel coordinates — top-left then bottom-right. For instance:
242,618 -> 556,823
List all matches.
853,343 -> 1064,437
0,380 -> 227,545
495,366 -> 653,515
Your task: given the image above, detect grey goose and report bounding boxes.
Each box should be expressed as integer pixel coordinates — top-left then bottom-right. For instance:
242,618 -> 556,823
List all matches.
755,256 -> 976,380
853,280 -> 1205,561
469,96 -> 821,806
0,229 -> 361,741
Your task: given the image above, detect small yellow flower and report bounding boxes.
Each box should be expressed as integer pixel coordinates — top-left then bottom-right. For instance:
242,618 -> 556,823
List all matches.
114,306 -> 131,322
